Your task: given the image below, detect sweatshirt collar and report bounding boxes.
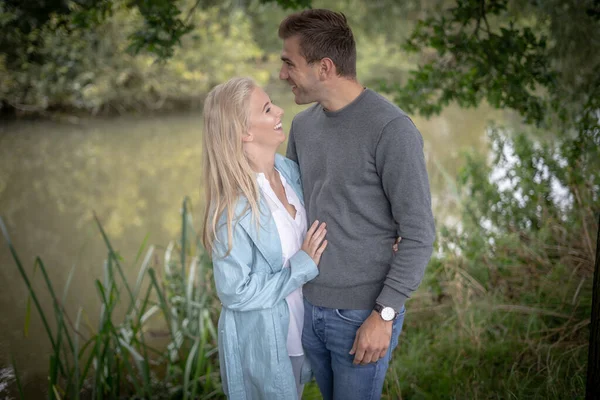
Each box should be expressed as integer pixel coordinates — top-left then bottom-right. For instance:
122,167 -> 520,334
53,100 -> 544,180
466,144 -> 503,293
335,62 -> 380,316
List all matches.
322,87 -> 369,117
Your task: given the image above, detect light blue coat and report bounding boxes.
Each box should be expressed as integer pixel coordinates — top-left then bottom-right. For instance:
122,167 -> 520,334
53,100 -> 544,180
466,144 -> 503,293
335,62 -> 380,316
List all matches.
212,154 -> 318,400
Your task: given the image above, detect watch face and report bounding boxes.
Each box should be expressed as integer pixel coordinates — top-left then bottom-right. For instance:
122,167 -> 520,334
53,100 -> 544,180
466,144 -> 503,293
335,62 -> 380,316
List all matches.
381,307 -> 395,321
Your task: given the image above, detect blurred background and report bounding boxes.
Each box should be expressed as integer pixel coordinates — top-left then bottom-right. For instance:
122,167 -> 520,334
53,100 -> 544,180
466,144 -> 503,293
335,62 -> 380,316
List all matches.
0,0 -> 598,398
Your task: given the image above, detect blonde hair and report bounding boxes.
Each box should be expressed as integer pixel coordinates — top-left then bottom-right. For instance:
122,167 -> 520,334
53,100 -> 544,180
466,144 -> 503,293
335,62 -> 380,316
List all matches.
201,77 -> 261,257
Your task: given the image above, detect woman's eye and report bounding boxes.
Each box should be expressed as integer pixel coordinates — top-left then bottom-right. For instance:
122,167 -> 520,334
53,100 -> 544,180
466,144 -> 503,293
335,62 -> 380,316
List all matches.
266,107 -> 271,113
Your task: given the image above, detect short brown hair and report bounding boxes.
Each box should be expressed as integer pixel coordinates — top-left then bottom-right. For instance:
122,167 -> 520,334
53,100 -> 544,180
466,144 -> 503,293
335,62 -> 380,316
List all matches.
278,9 -> 356,78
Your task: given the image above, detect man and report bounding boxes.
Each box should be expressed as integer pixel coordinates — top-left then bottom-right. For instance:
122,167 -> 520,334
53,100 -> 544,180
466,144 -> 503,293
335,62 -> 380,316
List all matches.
278,9 -> 436,400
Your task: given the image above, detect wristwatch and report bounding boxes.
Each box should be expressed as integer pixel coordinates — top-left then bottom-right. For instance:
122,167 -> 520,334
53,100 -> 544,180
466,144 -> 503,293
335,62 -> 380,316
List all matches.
373,303 -> 398,321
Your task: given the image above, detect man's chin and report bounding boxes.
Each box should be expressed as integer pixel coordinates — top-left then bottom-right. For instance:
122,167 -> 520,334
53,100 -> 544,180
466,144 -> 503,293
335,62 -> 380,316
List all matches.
293,95 -> 313,105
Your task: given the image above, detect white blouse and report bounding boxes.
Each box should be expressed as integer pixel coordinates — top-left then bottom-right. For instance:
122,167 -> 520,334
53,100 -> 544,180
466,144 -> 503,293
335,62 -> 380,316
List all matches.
256,169 -> 307,357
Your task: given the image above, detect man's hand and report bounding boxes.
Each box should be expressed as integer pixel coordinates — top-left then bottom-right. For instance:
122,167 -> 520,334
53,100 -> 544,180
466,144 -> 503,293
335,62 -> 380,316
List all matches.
349,311 -> 393,365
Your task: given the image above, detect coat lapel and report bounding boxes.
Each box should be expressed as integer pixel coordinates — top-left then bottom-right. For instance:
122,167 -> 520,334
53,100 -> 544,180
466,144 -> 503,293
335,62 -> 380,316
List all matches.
236,196 -> 283,273
235,155 -> 304,274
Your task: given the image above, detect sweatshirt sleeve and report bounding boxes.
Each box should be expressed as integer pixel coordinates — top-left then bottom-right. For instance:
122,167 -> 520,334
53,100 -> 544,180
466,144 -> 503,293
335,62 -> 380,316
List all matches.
374,115 -> 436,311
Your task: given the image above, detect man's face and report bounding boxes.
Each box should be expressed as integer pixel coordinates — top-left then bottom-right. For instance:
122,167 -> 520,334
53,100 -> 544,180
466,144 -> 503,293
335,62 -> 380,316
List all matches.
279,36 -> 321,105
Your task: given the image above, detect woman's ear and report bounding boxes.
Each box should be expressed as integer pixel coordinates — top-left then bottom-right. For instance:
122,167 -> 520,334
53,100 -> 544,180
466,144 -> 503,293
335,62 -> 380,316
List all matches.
242,131 -> 253,143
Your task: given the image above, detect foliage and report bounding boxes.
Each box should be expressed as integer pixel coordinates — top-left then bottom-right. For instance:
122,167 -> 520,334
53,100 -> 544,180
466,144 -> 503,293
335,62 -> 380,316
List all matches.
0,0 -> 307,61
0,1 -> 267,113
0,199 -> 221,399
382,0 -> 600,128
122,0 -> 312,59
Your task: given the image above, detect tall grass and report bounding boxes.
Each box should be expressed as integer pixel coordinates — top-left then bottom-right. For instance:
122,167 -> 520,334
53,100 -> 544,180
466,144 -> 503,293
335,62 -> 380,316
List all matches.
1,198 -> 221,399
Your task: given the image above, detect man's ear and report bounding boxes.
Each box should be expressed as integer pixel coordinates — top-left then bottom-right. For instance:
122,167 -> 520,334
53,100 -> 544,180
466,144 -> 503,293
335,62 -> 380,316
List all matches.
319,58 -> 336,79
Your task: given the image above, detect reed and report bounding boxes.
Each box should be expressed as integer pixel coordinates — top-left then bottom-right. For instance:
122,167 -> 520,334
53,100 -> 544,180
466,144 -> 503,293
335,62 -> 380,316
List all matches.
1,197 -> 221,399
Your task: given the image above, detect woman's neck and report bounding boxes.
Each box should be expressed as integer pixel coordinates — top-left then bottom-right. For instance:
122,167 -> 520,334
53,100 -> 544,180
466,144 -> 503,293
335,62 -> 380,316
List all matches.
246,147 -> 277,181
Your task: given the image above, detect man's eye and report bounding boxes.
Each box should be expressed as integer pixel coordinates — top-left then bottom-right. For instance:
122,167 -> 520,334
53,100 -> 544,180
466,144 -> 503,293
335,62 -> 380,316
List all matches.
266,107 -> 271,113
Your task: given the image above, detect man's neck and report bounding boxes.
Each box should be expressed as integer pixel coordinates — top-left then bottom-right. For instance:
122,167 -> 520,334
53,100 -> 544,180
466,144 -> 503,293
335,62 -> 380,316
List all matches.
319,79 -> 364,112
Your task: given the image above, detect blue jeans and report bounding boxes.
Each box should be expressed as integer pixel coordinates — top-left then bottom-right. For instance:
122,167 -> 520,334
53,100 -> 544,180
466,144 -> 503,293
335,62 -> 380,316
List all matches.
302,297 -> 405,400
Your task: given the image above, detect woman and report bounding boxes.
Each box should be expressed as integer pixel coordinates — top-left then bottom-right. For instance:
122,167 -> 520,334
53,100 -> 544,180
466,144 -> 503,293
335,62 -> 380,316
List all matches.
201,77 -> 328,400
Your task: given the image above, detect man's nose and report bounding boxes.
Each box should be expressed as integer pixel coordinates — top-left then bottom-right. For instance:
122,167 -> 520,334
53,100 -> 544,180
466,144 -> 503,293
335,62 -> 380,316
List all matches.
279,65 -> 288,80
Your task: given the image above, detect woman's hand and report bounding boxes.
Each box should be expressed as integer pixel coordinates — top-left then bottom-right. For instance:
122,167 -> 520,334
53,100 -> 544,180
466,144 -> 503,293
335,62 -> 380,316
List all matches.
302,220 -> 328,266
392,237 -> 402,253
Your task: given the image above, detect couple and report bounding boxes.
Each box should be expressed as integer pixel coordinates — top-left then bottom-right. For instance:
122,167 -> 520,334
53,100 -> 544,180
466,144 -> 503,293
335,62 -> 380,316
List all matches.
201,9 -> 436,400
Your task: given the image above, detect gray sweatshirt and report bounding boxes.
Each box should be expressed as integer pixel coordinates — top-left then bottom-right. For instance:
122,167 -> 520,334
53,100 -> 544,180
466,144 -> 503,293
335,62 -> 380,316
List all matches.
286,88 -> 436,312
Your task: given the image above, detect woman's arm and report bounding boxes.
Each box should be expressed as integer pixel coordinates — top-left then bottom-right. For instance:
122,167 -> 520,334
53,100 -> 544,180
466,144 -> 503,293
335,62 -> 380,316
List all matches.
212,222 -> 319,312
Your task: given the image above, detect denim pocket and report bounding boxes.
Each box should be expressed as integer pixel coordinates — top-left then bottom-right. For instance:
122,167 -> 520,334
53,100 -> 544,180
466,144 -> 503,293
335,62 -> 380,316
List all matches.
397,305 -> 406,318
334,308 -> 372,326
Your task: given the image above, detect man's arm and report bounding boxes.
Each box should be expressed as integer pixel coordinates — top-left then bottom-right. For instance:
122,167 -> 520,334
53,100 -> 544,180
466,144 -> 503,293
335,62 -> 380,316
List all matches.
375,115 -> 436,311
351,115 -> 435,365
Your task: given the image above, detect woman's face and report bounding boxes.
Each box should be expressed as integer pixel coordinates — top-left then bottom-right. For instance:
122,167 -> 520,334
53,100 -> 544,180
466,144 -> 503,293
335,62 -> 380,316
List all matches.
246,86 -> 285,149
